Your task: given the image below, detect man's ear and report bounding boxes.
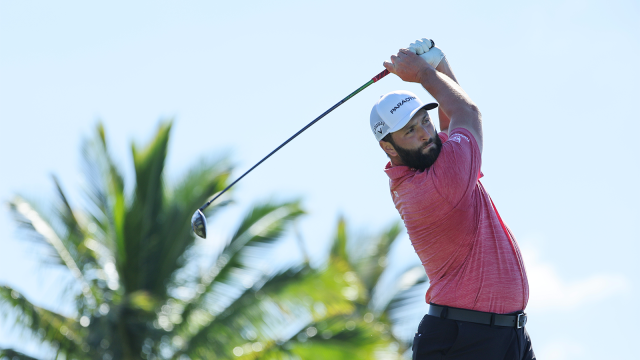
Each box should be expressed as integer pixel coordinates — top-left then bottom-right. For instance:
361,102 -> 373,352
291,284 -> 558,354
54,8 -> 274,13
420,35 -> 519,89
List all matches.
379,140 -> 398,157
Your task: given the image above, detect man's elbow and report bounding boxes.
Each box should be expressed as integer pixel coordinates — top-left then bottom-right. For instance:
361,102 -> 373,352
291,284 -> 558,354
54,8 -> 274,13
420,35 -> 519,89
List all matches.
449,102 -> 482,130
458,103 -> 481,124
466,103 -> 481,118
465,104 -> 483,151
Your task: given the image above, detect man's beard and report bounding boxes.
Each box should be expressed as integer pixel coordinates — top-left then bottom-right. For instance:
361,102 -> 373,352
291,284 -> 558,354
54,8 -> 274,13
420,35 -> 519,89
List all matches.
394,134 -> 442,171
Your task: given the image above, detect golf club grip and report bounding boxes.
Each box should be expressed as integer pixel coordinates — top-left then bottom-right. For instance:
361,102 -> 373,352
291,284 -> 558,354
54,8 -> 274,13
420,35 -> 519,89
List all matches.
199,69 -> 390,211
373,69 -> 390,82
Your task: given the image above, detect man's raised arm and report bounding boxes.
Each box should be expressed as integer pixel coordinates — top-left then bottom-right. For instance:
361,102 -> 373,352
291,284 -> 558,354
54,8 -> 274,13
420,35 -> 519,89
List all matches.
384,48 -> 483,153
435,58 -> 458,134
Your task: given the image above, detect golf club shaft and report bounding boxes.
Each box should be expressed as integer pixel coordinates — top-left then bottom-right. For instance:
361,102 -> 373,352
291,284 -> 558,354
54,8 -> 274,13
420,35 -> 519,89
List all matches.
199,69 -> 390,212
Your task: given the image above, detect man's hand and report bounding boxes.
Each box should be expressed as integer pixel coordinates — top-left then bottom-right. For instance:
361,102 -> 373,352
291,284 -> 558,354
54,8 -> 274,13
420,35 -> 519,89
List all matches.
383,49 -> 433,83
409,38 -> 446,69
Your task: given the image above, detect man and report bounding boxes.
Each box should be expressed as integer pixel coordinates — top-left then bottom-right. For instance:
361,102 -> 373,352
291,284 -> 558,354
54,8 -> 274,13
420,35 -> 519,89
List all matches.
370,39 -> 535,359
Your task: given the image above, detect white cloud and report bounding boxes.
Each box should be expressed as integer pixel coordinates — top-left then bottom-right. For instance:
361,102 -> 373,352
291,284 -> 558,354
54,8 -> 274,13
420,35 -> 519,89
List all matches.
522,245 -> 630,310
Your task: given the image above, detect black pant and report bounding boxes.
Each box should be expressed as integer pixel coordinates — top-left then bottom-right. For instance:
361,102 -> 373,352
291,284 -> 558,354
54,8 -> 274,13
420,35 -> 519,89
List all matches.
412,314 -> 536,360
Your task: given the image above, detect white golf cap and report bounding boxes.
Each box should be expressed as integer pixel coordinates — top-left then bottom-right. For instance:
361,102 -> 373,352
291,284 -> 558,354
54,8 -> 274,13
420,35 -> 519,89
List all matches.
370,90 -> 438,142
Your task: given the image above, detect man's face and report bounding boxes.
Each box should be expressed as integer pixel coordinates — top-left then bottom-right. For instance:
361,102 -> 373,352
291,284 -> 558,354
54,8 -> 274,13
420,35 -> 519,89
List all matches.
385,109 -> 442,170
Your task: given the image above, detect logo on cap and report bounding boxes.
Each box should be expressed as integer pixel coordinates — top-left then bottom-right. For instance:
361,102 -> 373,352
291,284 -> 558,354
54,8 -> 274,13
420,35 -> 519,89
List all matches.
389,96 -> 417,114
372,121 -> 390,136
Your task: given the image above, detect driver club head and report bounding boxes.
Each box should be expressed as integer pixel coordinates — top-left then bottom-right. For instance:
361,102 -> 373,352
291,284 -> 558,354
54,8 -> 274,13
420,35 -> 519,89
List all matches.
191,209 -> 207,239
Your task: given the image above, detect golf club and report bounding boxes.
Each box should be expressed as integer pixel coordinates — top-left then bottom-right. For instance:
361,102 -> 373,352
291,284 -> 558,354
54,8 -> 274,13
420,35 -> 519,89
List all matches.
191,68 -> 391,238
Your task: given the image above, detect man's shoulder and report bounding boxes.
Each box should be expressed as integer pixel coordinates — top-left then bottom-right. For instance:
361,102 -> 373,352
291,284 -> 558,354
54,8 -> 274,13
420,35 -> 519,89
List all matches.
435,127 -> 480,170
444,128 -> 477,148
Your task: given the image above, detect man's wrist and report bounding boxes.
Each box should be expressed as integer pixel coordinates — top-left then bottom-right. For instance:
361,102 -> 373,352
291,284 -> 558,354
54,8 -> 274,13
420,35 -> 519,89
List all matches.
417,65 -> 437,86
435,57 -> 459,84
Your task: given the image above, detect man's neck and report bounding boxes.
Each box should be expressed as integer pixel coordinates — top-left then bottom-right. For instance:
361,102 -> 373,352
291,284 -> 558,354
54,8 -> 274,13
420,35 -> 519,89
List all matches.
389,156 -> 405,167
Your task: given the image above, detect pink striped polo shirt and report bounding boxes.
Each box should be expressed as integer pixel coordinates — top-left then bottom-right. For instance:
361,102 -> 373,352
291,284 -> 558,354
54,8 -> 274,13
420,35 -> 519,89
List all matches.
385,128 -> 529,314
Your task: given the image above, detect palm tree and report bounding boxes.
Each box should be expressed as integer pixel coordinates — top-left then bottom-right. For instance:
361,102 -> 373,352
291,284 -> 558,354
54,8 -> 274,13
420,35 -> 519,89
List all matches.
0,122 -> 354,360
1,122 -> 430,360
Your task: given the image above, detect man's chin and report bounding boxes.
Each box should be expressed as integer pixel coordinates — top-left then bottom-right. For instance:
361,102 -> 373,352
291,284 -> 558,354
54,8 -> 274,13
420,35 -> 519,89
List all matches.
422,143 -> 436,154
394,138 -> 442,171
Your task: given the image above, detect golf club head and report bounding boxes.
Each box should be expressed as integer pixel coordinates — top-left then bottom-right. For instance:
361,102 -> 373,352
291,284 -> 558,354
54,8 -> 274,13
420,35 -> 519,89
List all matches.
191,209 -> 207,239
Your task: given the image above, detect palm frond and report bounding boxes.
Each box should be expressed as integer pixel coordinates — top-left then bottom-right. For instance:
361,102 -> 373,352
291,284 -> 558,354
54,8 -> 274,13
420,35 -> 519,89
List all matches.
329,217 -> 348,262
352,221 -> 403,293
80,122 -> 126,256
175,200 -> 304,334
174,262 -> 355,359
51,176 -> 108,308
283,317 -> 399,360
118,121 -> 172,296
0,286 -> 84,356
382,266 -> 429,343
227,200 -> 305,252
169,156 -> 232,219
51,175 -> 98,265
0,348 -> 41,360
326,219 -> 369,305
151,159 -> 233,298
8,198 -> 97,306
371,265 -> 427,316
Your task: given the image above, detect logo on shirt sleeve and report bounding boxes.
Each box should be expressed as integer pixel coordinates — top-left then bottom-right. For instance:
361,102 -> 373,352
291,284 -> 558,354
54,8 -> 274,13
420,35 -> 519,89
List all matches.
450,133 -> 470,143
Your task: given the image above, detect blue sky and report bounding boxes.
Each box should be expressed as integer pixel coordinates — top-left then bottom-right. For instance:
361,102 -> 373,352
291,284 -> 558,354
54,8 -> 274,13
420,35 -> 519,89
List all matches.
1,0 -> 638,358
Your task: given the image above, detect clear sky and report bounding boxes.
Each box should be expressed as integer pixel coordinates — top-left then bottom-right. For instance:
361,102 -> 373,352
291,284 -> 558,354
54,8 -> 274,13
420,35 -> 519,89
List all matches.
1,0 -> 639,358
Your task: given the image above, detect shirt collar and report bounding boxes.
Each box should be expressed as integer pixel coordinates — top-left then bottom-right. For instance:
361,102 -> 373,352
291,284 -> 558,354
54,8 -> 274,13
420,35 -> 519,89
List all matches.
384,161 -> 419,180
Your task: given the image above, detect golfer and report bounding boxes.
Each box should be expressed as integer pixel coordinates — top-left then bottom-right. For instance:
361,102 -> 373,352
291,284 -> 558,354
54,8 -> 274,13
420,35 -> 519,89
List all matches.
370,39 -> 535,359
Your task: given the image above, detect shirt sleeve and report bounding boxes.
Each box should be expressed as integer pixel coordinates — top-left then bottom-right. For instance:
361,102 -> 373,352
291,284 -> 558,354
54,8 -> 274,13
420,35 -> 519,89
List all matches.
430,128 -> 482,207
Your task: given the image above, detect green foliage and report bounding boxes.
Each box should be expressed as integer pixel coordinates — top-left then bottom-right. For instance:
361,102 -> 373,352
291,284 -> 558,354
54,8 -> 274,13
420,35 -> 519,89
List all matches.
1,122 -> 428,360
0,348 -> 40,360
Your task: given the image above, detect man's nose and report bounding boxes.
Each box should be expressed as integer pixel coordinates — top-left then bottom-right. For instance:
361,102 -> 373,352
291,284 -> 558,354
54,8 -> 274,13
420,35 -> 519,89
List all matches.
418,125 -> 431,140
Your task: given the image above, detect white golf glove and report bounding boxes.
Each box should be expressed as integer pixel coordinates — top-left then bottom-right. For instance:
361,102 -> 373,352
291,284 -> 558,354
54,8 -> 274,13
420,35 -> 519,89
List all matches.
408,38 -> 445,68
